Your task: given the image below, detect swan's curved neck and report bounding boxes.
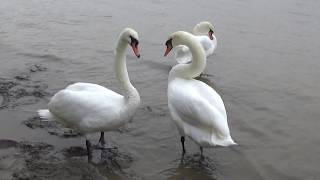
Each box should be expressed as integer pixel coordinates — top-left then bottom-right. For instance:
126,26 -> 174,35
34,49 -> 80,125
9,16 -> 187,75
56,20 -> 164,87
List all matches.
169,35 -> 206,80
114,40 -> 139,100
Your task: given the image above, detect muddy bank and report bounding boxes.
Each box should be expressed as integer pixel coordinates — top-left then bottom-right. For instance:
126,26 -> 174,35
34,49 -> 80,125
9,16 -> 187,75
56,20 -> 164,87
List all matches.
0,140 -> 137,180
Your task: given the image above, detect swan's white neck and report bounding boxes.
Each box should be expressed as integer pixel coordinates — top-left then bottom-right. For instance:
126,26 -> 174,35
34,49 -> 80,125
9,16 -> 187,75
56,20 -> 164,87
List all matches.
169,34 -> 206,80
114,40 -> 139,101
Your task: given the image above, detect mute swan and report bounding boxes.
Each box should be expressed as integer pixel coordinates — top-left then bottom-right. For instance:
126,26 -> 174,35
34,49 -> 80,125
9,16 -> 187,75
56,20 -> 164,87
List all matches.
38,28 -> 141,157
164,31 -> 236,157
174,21 -> 217,64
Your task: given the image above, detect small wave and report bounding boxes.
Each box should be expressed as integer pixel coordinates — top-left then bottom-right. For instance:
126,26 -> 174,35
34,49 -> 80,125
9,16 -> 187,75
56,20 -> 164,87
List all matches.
17,52 -> 64,61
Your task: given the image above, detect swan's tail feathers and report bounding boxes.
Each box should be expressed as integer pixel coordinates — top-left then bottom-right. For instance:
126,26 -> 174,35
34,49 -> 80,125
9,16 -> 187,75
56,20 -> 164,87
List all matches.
212,134 -> 238,147
222,137 -> 238,146
37,109 -> 56,121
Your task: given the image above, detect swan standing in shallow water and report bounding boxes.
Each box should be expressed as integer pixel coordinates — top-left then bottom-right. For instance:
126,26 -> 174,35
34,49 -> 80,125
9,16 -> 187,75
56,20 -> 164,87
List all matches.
174,21 -> 217,64
164,31 -> 236,157
38,28 -> 141,157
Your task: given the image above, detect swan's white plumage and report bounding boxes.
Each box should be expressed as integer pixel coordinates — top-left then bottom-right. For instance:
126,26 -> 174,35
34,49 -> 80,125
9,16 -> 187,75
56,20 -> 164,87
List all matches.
174,35 -> 216,64
37,28 -> 140,136
168,78 -> 235,147
167,31 -> 236,148
46,84 -> 131,133
174,21 -> 217,64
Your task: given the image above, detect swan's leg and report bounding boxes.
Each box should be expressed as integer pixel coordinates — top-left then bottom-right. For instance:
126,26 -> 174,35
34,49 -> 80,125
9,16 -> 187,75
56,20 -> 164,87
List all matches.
180,136 -> 186,154
99,132 -> 105,145
86,139 -> 92,160
200,146 -> 204,159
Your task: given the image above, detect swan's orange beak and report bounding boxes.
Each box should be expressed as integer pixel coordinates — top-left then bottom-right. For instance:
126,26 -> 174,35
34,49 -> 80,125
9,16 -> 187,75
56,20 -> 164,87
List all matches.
208,29 -> 214,40
164,39 -> 173,57
131,42 -> 140,58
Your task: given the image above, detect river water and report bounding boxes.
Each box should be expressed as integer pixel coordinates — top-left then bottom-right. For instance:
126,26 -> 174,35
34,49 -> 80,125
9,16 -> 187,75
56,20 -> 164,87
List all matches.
0,0 -> 320,179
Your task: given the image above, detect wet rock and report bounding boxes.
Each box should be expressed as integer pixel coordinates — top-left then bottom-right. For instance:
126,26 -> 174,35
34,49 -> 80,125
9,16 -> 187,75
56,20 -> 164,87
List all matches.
19,141 -> 54,159
62,146 -> 88,158
141,105 -> 166,117
23,116 -> 80,138
12,159 -> 108,180
98,146 -> 134,170
29,64 -> 47,73
0,78 -> 48,109
0,140 -> 139,180
0,139 -> 18,149
0,94 -> 4,108
14,73 -> 30,81
23,116 -> 43,129
181,153 -> 218,173
0,63 -> 48,110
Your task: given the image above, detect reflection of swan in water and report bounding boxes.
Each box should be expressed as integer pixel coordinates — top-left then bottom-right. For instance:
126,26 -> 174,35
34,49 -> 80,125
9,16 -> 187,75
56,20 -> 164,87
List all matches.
164,31 -> 237,158
63,144 -> 134,179
161,154 -> 218,180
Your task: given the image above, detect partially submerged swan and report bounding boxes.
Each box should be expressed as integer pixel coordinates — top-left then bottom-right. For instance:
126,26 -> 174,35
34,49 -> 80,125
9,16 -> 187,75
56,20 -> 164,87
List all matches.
173,21 -> 217,64
164,31 -> 236,157
38,28 -> 141,158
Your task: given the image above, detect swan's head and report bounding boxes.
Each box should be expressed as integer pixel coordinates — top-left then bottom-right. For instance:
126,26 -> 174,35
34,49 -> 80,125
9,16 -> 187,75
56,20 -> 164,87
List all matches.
192,21 -> 215,40
119,28 -> 140,58
164,31 -> 193,57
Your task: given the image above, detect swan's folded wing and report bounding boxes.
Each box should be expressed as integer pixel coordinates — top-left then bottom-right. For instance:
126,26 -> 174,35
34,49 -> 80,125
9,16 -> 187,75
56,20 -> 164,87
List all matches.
168,81 -> 231,137
48,89 -> 124,126
193,80 -> 227,117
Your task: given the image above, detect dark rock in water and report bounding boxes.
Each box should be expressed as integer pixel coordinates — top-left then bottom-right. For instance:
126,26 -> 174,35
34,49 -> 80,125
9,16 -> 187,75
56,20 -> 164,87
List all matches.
12,157 -> 107,180
0,140 -> 138,180
0,94 -> 4,107
98,145 -> 134,170
23,116 -> 45,129
0,77 -> 48,109
62,146 -> 88,158
141,105 -> 167,117
18,141 -> 54,159
29,64 -> 47,73
14,73 -> 30,81
0,139 -> 18,149
23,116 -> 81,138
9,141 -> 106,180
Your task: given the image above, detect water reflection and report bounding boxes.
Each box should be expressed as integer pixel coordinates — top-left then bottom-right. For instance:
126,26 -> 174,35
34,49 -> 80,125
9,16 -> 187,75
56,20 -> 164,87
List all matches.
162,153 -> 219,180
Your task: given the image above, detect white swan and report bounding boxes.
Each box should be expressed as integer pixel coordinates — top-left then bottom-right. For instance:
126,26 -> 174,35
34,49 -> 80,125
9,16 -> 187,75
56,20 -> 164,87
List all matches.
38,28 -> 141,157
173,21 -> 217,64
164,31 -> 236,157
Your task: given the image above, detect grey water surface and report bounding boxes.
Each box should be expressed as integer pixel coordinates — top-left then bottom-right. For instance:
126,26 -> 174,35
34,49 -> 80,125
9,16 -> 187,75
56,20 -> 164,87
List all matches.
0,0 -> 320,179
